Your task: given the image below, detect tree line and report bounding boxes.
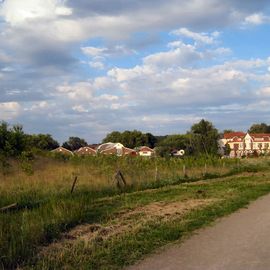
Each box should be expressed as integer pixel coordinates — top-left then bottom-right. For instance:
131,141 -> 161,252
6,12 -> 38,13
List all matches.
1,120 -> 270,159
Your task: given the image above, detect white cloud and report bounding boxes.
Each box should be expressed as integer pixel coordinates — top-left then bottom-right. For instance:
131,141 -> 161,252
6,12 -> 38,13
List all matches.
81,45 -> 135,57
108,65 -> 154,82
0,0 -> 72,25
1,1 -> 270,142
144,42 -> 202,68
89,61 -> 105,70
171,28 -> 218,44
72,105 -> 88,113
0,102 -> 21,120
93,76 -> 116,89
244,13 -> 270,25
1,67 -> 14,72
57,82 -> 94,100
81,47 -> 107,57
0,50 -> 11,62
257,87 -> 270,97
107,56 -> 268,111
27,101 -> 49,111
141,114 -> 201,125
97,94 -> 119,101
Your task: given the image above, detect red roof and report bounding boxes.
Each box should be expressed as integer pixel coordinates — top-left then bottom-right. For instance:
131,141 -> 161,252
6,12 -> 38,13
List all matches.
250,133 -> 270,138
138,146 -> 154,152
223,132 -> 245,139
224,132 -> 270,142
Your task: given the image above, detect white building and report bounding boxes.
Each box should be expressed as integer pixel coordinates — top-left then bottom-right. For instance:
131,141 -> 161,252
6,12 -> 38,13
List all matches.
97,142 -> 137,156
219,132 -> 270,157
136,146 -> 155,157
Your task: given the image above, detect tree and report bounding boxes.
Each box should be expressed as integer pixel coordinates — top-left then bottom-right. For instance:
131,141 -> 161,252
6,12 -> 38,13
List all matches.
102,130 -> 157,148
156,134 -> 189,157
248,123 -> 270,133
223,129 -> 235,134
223,143 -> 231,156
102,131 -> 122,144
144,133 -> 157,148
26,134 -> 59,150
62,137 -> 88,151
0,122 -> 26,157
189,119 -> 219,155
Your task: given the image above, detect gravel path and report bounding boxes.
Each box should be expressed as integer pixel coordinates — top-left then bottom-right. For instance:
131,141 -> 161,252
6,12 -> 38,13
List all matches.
127,193 -> 270,270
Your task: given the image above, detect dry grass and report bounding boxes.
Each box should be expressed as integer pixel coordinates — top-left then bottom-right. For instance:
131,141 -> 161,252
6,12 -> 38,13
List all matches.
0,155 -> 237,200
1,155 -> 269,269
39,198 -> 216,260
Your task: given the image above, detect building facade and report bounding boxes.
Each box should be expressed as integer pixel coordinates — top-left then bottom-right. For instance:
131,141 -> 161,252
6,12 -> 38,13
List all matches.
219,132 -> 270,157
136,146 -> 155,157
97,142 -> 137,156
51,146 -> 74,156
75,146 -> 96,156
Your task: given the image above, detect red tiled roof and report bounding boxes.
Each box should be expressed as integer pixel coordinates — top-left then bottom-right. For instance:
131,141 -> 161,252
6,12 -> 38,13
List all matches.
250,133 -> 270,138
76,147 -> 96,155
223,132 -> 245,139
138,146 -> 154,152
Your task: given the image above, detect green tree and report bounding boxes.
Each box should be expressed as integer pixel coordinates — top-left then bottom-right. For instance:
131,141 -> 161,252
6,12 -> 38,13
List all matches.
144,133 -> 157,148
189,119 -> 219,155
0,122 -> 27,172
102,130 -> 157,148
0,122 -> 26,157
223,143 -> 231,156
222,129 -> 235,134
248,123 -> 270,133
62,137 -> 88,151
26,134 -> 59,150
102,131 -> 122,144
156,134 -> 189,157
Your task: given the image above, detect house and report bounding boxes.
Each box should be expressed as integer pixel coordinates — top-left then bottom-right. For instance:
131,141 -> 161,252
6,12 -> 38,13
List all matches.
136,146 -> 155,157
97,142 -> 123,156
97,142 -> 137,156
51,146 -> 74,156
75,146 -> 96,156
88,144 -> 100,150
122,147 -> 137,156
171,149 -> 185,157
219,132 -> 270,157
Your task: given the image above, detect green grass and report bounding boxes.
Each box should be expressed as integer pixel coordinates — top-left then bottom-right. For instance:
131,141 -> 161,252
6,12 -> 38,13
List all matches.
25,174 -> 270,270
1,156 -> 270,269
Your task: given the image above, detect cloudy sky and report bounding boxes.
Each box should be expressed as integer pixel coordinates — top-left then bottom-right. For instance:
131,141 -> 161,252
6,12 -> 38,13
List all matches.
1,0 -> 270,143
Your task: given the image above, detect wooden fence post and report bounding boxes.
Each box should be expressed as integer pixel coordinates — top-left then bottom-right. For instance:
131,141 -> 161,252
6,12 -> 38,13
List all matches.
114,170 -> 127,191
0,203 -> 18,212
204,163 -> 207,175
155,162 -> 158,181
71,176 -> 78,194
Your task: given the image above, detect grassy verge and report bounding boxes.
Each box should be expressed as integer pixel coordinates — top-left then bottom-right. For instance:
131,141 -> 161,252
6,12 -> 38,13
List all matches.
20,172 -> 270,269
1,156 -> 270,269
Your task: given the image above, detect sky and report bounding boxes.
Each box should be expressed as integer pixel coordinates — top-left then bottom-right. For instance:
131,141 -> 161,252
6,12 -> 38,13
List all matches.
1,0 -> 270,143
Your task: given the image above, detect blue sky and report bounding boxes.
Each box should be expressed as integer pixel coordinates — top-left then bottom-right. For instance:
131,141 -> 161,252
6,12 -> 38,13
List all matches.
0,0 -> 270,143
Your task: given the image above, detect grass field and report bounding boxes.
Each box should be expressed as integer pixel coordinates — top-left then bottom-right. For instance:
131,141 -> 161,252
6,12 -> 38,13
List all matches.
1,155 -> 270,269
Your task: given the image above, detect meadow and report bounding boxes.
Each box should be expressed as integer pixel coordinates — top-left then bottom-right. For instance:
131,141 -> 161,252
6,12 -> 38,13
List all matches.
1,154 -> 270,269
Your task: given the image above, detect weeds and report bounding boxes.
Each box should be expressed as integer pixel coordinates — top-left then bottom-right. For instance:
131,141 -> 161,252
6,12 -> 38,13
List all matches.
0,155 -> 270,269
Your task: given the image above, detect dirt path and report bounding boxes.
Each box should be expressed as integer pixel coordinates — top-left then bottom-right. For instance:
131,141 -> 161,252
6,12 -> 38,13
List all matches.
127,193 -> 270,270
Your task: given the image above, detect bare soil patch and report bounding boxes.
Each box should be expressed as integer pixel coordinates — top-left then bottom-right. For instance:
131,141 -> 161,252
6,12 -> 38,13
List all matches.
39,199 -> 216,258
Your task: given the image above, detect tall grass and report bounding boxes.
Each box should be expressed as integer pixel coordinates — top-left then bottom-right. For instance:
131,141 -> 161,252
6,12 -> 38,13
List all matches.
0,154 -> 269,269
1,154 -> 239,201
